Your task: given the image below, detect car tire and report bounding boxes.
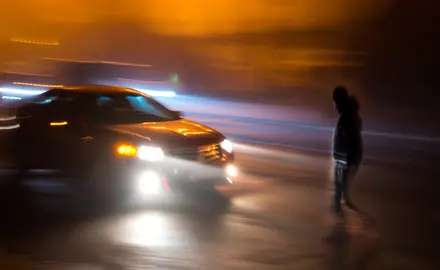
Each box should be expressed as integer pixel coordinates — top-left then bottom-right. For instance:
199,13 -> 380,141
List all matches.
72,157 -> 119,213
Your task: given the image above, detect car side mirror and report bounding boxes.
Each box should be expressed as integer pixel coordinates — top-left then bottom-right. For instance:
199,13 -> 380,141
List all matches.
173,110 -> 184,118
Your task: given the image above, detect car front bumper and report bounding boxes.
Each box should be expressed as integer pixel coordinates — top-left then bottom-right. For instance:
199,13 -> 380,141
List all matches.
115,154 -> 237,198
16,152 -> 236,203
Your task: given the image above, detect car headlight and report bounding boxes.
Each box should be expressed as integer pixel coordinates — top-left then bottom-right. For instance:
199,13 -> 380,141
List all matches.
138,145 -> 164,162
220,139 -> 233,153
116,144 -> 164,162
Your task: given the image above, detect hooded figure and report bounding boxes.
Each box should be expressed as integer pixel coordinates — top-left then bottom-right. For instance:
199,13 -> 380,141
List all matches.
329,86 -> 370,223
332,86 -> 363,167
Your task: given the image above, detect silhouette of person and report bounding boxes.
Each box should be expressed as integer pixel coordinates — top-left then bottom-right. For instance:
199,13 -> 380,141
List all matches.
331,86 -> 371,229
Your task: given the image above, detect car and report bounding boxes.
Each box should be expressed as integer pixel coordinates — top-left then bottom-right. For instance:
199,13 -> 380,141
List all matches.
8,85 -> 236,206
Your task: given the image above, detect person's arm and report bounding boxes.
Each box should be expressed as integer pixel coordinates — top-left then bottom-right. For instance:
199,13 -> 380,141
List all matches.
346,116 -> 363,166
333,116 -> 349,162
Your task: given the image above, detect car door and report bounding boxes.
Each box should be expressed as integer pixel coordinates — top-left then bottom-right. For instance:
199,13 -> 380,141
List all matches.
26,92 -> 91,176
14,91 -> 62,170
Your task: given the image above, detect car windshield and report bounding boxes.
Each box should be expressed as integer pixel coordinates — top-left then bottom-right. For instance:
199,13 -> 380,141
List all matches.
92,94 -> 178,123
27,90 -> 180,124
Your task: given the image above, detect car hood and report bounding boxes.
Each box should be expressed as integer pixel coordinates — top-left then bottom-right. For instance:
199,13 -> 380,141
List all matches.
103,119 -> 224,148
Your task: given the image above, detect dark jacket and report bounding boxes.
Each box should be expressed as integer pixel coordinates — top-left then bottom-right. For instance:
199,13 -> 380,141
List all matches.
332,96 -> 363,166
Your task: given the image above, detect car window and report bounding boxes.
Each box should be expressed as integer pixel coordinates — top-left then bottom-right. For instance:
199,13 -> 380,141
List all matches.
28,90 -> 58,104
126,95 -> 169,118
94,94 -> 177,123
17,90 -> 78,121
20,90 -> 178,124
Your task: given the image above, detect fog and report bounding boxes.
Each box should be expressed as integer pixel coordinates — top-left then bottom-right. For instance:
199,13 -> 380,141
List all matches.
2,1 -> 393,36
1,1 -> 438,134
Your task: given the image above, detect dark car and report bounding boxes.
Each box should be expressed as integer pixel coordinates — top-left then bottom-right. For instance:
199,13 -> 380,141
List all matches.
8,86 -> 236,205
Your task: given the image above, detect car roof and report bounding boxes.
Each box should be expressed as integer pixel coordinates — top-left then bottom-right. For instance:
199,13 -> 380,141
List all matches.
48,85 -> 144,96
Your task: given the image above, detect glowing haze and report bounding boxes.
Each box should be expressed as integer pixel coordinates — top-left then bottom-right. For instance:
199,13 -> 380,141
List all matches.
1,0 -> 393,36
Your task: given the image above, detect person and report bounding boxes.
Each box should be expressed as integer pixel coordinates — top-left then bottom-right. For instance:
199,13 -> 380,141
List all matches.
331,86 -> 371,230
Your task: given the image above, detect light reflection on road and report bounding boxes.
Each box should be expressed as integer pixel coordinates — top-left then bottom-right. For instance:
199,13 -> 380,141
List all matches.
0,143 -> 439,269
118,211 -> 176,248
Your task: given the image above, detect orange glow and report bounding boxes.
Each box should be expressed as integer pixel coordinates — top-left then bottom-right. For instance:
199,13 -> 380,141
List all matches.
145,124 -> 210,136
0,1 -> 394,37
144,0 -> 394,36
117,144 -> 137,157
4,72 -> 54,77
10,38 -> 59,46
50,121 -> 68,126
13,82 -> 63,88
182,131 -> 206,136
42,58 -> 152,67
181,120 -> 213,132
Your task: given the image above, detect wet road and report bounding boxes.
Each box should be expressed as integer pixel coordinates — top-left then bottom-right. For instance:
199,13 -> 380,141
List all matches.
1,143 -> 439,270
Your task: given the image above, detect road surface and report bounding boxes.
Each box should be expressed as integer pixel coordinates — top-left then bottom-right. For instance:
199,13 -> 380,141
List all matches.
1,143 -> 439,270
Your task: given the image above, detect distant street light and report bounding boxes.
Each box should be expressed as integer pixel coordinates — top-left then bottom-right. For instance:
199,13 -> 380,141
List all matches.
170,73 -> 179,84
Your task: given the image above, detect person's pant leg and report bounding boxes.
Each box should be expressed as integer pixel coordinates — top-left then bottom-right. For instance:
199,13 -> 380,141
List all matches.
332,165 -> 344,213
342,165 -> 365,214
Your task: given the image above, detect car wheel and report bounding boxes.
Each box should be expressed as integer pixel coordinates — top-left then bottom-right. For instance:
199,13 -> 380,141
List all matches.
73,159 -> 119,213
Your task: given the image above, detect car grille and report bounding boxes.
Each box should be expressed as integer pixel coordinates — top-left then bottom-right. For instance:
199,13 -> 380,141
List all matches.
169,143 -> 222,163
